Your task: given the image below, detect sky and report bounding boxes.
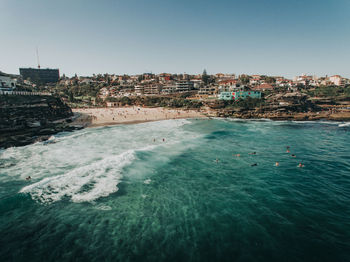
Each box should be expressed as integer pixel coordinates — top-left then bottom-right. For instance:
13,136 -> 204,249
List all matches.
1,0 -> 349,78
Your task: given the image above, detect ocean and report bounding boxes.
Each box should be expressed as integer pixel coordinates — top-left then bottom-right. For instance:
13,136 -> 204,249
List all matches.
1,119 -> 350,262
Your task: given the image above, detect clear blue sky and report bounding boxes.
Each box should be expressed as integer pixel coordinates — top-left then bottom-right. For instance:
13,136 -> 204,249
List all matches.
1,0 -> 349,78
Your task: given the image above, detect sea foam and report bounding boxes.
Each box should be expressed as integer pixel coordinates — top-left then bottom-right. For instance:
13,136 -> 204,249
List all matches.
20,150 -> 136,203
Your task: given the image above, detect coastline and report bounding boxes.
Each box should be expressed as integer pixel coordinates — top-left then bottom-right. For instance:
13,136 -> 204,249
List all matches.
71,106 -> 350,128
71,107 -> 208,127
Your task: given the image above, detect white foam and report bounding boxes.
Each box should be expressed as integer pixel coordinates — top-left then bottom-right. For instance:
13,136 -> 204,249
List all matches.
339,122 -> 350,127
20,150 -> 136,203
95,205 -> 112,211
143,179 -> 152,184
5,118 -> 198,203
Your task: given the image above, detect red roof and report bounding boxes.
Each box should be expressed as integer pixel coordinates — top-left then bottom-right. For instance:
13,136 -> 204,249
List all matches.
219,79 -> 237,85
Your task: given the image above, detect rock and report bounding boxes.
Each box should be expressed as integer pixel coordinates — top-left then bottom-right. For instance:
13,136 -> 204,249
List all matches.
0,95 -> 74,148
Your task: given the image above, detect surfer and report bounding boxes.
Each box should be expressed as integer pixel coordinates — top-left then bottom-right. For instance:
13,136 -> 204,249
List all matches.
25,176 -> 31,181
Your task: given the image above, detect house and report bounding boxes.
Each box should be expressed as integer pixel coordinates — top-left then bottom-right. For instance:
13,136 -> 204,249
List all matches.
175,80 -> 194,92
218,79 -> 240,92
219,91 -> 261,100
0,72 -> 17,90
329,75 -> 344,86
253,83 -> 274,91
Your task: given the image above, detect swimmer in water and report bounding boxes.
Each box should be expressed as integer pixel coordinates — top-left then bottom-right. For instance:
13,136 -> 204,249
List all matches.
251,163 -> 258,166
249,152 -> 256,155
25,176 -> 31,181
216,158 -> 219,163
275,162 -> 279,166
233,154 -> 241,157
291,154 -> 296,157
153,138 -> 156,142
298,163 -> 304,168
286,149 -> 290,153
162,138 -> 165,142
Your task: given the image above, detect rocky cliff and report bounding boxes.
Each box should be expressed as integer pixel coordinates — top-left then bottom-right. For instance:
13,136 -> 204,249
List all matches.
0,95 -> 78,148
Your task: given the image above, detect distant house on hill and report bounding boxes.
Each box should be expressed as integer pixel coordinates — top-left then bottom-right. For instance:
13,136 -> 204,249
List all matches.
0,71 -> 17,90
219,90 -> 261,100
253,83 -> 274,91
329,75 -> 344,86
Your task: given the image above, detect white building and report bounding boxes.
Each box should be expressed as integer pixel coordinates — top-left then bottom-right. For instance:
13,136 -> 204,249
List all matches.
329,75 -> 343,86
175,80 -> 194,92
0,72 -> 17,90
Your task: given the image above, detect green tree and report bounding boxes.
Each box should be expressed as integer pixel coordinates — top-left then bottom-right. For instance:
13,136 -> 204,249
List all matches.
202,69 -> 209,85
239,74 -> 250,85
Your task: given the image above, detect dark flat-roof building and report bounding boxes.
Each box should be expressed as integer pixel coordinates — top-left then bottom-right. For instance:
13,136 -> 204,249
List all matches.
19,68 -> 59,84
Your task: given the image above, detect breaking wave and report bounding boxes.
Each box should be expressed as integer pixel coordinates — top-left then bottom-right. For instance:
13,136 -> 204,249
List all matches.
20,150 -> 137,203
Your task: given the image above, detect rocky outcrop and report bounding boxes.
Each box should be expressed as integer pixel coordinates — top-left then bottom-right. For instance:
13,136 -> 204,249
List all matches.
210,92 -> 350,121
0,95 -> 80,148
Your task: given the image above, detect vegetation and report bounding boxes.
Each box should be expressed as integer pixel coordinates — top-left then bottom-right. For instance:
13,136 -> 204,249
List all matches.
202,69 -> 210,85
106,96 -> 203,109
224,97 -> 266,109
238,74 -> 250,85
260,75 -> 276,84
306,85 -> 350,98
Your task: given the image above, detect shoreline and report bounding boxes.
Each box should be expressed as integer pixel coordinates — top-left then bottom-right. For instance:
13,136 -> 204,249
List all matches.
71,107 -> 207,127
71,107 -> 350,128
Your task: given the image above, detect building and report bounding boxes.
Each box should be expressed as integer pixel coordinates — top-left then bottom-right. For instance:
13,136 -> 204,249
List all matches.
0,71 -> 17,90
144,85 -> 162,95
198,85 -> 216,95
134,85 -> 144,96
253,83 -> 274,91
162,85 -> 177,94
175,80 -> 194,92
19,68 -> 59,84
219,91 -> 261,100
218,79 -> 240,92
329,75 -> 344,86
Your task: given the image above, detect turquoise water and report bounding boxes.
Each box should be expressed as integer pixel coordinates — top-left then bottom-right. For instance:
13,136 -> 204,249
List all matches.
1,119 -> 350,261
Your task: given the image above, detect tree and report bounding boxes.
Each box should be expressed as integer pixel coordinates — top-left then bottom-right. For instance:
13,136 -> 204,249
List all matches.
68,91 -> 74,102
239,74 -> 250,85
202,69 -> 209,85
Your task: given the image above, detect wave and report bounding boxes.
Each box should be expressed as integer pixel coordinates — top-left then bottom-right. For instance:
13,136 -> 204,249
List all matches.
19,149 -> 137,203
338,122 -> 350,127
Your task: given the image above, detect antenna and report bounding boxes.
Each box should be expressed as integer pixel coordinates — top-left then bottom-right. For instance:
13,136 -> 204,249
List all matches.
36,47 -> 41,69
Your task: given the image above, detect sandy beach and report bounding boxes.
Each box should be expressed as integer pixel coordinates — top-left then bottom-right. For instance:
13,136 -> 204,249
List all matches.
71,107 -> 206,127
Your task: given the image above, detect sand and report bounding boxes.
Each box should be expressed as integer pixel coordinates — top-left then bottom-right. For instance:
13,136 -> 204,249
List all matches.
71,107 -> 206,127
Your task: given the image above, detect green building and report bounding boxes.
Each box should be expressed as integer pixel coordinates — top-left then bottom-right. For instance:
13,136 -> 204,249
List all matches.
219,91 -> 261,100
